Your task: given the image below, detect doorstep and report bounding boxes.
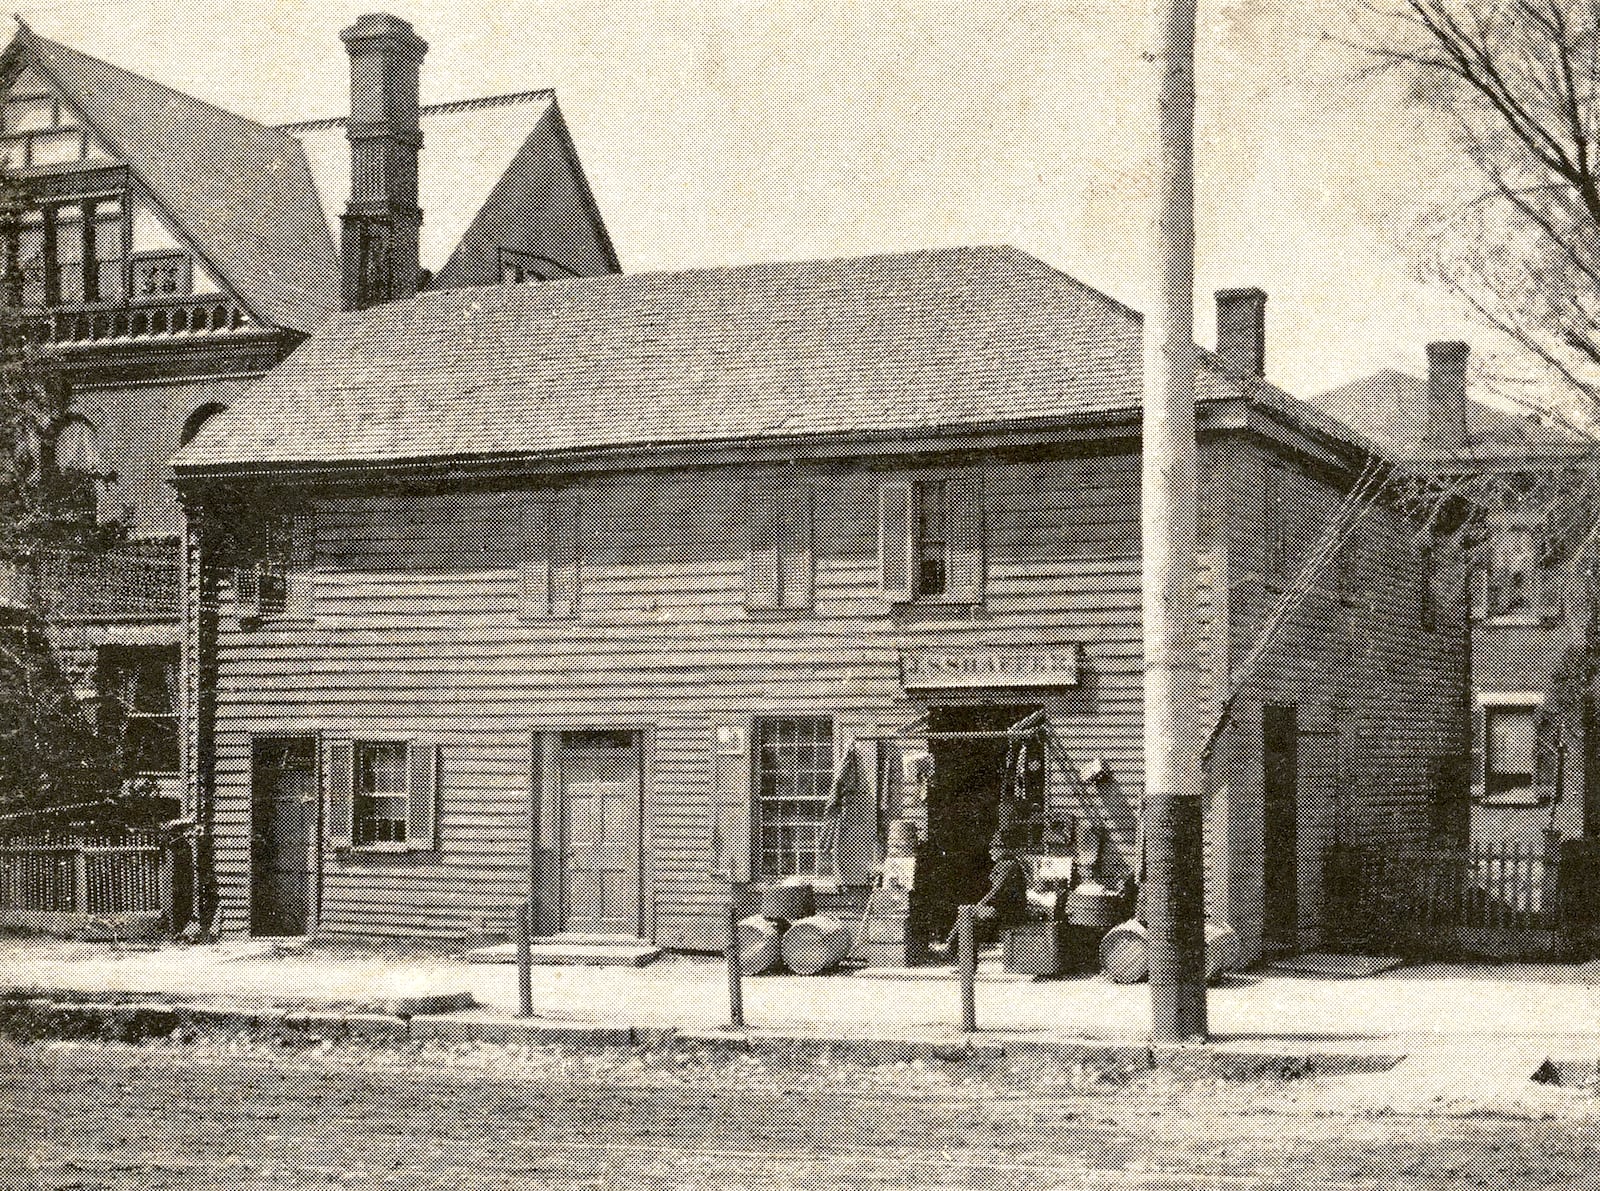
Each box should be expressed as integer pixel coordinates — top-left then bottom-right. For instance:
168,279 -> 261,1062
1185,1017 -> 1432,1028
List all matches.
464,934 -> 662,967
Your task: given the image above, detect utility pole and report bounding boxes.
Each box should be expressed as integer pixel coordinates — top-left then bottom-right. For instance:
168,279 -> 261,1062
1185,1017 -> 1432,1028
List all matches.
1141,0 -> 1208,1044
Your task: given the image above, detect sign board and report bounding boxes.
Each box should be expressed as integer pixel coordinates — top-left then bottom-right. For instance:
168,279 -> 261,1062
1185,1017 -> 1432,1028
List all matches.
900,645 -> 1083,690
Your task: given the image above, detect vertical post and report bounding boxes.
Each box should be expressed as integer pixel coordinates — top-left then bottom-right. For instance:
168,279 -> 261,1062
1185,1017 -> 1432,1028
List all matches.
73,844 -> 90,916
1142,0 -> 1208,1044
957,904 -> 978,1033
726,898 -> 745,1029
516,900 -> 533,1018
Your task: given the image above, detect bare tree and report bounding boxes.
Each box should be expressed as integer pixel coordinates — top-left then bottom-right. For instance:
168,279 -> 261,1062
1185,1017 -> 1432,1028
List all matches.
1363,0 -> 1600,422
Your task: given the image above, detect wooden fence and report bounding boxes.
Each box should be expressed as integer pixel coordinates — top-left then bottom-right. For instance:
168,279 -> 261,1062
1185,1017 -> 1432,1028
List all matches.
0,833 -> 165,931
1325,841 -> 1567,959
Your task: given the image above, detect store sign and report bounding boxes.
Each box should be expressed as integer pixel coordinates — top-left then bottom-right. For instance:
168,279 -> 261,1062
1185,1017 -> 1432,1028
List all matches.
900,645 -> 1083,689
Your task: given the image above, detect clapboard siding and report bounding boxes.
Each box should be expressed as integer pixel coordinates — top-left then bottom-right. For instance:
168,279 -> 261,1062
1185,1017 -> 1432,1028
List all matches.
198,437 -> 1463,952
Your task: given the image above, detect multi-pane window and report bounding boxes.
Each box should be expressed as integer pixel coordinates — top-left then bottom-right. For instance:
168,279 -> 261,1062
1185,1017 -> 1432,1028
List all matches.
915,479 -> 948,596
354,742 -> 409,845
236,509 -> 312,618
98,646 -> 179,775
1487,527 -> 1539,616
1484,705 -> 1539,797
3,198 -> 126,307
755,717 -> 833,878
498,248 -> 546,284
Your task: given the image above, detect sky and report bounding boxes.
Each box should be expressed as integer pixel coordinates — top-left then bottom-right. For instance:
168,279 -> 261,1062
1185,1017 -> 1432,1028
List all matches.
13,0 -> 1478,397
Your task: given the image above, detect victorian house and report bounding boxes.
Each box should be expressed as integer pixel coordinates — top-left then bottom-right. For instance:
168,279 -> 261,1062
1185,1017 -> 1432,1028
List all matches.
0,15 -> 619,808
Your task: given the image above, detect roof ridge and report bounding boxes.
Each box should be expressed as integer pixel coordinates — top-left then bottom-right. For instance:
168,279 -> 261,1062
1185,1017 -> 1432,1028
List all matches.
18,24 -> 288,140
277,88 -> 556,131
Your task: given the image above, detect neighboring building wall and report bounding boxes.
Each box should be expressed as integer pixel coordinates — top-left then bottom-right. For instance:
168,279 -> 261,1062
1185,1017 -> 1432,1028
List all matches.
195,429 -> 1465,956
1212,436 -> 1468,961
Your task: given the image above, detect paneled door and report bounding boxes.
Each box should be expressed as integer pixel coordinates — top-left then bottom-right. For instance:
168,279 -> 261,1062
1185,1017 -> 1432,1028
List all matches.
251,736 -> 318,937
1262,705 -> 1300,956
560,730 -> 643,936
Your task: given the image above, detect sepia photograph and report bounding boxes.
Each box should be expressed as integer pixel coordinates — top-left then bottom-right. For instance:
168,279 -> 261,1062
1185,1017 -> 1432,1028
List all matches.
4,0 -> 1600,1186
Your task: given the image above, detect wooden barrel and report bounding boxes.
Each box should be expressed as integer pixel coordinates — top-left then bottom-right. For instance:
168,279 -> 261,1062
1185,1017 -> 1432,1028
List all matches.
1205,923 -> 1240,983
780,915 -> 853,976
737,915 -> 783,975
1099,919 -> 1148,984
759,883 -> 816,922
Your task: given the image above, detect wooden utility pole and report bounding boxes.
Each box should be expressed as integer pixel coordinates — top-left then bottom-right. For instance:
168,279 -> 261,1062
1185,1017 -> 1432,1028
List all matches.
1142,0 -> 1208,1044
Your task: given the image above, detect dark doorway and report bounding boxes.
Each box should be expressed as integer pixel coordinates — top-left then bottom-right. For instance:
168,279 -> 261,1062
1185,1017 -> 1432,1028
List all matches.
1262,705 -> 1299,955
921,705 -> 1043,941
251,736 -> 318,937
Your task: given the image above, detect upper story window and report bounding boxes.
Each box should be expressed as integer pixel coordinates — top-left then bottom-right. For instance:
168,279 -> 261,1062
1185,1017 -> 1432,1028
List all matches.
1486,526 -> 1542,617
879,474 -> 985,605
0,92 -> 88,169
4,196 -> 126,307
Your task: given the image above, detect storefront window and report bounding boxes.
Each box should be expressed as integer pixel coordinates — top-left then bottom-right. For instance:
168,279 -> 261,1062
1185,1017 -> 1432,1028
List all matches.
755,717 -> 833,877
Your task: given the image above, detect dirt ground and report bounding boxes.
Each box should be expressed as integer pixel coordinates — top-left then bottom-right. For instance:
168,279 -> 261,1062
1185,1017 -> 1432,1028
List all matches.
2,1036 -> 1598,1191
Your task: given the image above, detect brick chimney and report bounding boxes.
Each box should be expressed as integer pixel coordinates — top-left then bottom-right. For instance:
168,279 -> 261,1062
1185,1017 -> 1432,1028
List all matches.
1215,288 -> 1266,378
340,14 -> 427,311
1426,341 -> 1471,457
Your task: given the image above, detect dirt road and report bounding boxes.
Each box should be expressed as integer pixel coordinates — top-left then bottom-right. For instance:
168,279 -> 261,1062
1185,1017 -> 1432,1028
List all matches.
2,1038 -> 1597,1190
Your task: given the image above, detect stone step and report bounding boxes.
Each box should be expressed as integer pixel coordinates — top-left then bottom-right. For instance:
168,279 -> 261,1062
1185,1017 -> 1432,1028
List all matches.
464,939 -> 662,967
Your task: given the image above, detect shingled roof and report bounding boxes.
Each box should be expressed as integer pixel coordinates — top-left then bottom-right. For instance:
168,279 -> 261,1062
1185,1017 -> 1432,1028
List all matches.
174,245 -> 1370,474
1315,369 -> 1595,464
7,23 -> 342,334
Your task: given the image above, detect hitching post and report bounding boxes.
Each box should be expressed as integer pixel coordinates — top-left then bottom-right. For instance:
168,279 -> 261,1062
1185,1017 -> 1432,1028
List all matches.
726,899 -> 745,1029
956,904 -> 994,1033
516,900 -> 533,1018
1142,0 -> 1209,1043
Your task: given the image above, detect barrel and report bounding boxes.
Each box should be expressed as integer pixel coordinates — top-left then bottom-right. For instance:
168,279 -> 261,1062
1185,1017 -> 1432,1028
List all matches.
759,883 -> 816,922
885,819 -> 921,857
1099,918 -> 1148,984
1205,923 -> 1240,983
737,915 -> 784,975
780,914 -> 853,976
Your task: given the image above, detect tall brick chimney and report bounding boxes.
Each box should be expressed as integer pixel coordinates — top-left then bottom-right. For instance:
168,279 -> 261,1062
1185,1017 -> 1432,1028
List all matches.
340,14 -> 427,311
1426,341 -> 1471,457
1215,288 -> 1266,378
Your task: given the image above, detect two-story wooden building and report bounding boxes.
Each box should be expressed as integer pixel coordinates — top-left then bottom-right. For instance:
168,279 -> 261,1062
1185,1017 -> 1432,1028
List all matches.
173,248 -> 1468,965
1,14 -> 618,804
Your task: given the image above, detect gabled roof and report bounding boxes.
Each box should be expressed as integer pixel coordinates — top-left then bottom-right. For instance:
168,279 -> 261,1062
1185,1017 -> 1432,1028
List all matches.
282,92 -> 619,281
1314,369 -> 1596,465
174,245 -> 1371,474
3,23 -> 341,333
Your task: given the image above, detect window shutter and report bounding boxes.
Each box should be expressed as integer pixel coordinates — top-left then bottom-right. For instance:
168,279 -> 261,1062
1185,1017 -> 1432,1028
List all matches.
1471,567 -> 1488,619
713,723 -> 753,882
779,477 -> 815,610
284,507 -> 315,618
324,738 -> 354,848
407,742 -> 440,850
944,473 -> 985,603
879,480 -> 915,602
234,565 -> 262,620
518,498 -> 553,618
550,493 -> 579,618
745,476 -> 782,609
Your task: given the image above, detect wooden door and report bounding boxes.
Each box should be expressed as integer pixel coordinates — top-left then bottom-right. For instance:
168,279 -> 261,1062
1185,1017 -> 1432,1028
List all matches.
1262,705 -> 1299,955
251,737 -> 318,937
560,730 -> 643,936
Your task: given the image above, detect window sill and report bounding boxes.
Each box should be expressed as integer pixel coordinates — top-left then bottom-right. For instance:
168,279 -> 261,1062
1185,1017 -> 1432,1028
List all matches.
1478,614 -> 1559,628
1474,792 -> 1552,808
338,842 -> 416,855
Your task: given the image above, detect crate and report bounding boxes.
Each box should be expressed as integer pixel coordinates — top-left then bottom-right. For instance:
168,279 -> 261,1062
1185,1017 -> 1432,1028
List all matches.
1002,921 -> 1098,976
